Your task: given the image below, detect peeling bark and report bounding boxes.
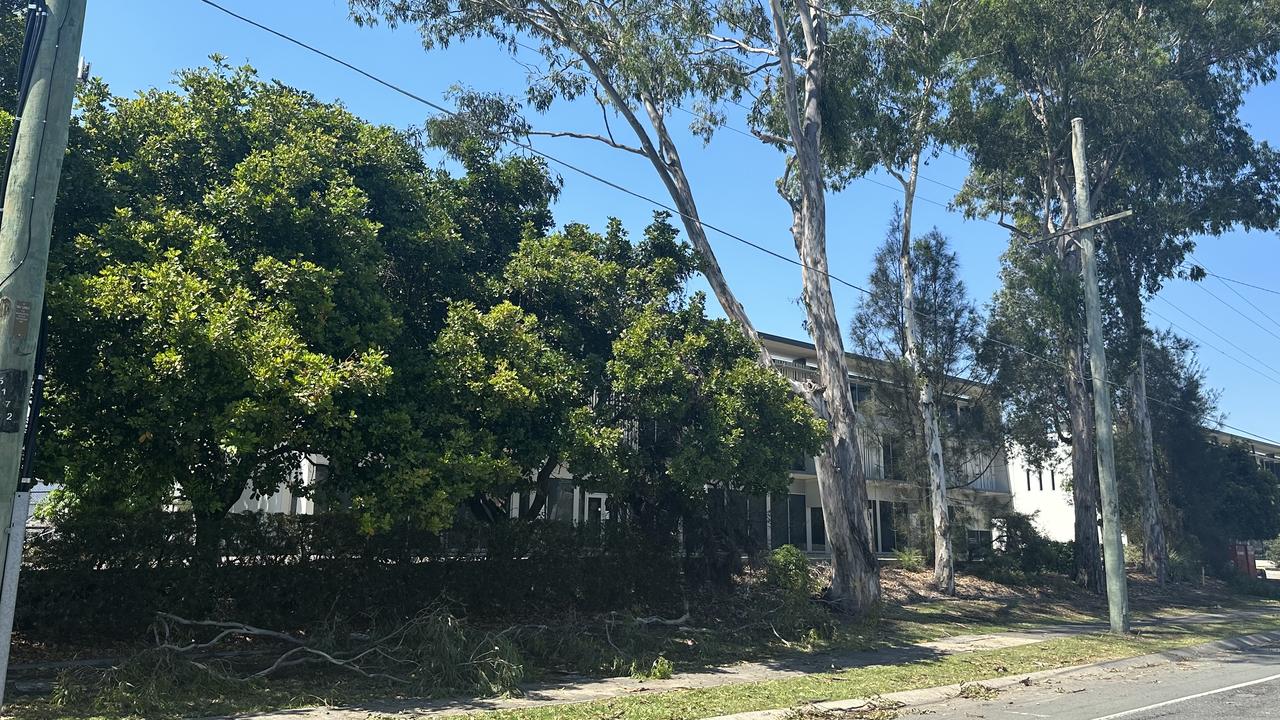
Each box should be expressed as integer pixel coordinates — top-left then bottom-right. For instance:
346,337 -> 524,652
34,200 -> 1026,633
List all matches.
770,0 -> 879,612
1065,337 -> 1104,592
1130,345 -> 1168,584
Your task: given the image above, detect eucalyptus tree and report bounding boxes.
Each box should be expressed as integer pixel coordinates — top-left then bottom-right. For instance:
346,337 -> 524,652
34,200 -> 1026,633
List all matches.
849,218 -> 990,591
1099,128 -> 1280,584
830,0 -> 979,594
952,0 -> 1280,590
349,0 -> 882,611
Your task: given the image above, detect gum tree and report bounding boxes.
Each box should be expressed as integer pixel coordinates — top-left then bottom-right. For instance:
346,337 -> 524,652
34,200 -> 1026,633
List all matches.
350,0 -> 882,611
953,0 -> 1280,590
833,0 -> 979,594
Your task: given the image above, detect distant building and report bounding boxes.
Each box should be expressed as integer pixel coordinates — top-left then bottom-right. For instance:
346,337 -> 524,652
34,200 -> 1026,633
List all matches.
504,333 -> 1017,560
1008,447 -> 1074,542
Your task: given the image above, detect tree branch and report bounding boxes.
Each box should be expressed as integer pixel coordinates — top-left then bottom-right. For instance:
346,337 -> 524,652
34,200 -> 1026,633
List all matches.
527,129 -> 647,156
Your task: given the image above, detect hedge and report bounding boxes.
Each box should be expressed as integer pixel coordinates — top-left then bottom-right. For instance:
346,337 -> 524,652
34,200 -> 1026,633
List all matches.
17,511 -> 690,642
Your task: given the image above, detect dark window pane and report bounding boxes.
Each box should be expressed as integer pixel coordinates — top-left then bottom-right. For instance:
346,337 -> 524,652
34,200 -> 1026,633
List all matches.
810,507 -> 826,549
789,494 -> 807,547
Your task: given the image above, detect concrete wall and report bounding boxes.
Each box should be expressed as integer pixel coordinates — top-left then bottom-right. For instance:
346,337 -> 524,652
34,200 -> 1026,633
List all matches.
1007,446 -> 1075,542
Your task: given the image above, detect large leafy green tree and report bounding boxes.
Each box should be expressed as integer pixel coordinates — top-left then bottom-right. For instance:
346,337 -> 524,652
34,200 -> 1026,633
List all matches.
433,213 -> 824,534
1141,331 -> 1280,566
41,62 -> 417,555
350,0 -> 881,612
38,53 -> 818,557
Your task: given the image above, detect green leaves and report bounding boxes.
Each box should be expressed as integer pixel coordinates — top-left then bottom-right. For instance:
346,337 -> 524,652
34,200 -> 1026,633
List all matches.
43,62 -> 414,517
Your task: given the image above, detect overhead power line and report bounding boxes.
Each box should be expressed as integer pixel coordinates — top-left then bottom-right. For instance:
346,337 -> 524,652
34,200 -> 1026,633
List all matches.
194,0 -> 1280,448
1147,302 -> 1280,387
1199,269 -> 1280,297
1185,253 -> 1280,338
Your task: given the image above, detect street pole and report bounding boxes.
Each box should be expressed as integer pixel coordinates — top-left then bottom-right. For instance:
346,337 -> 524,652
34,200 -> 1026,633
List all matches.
0,0 -> 87,708
1071,117 -> 1130,633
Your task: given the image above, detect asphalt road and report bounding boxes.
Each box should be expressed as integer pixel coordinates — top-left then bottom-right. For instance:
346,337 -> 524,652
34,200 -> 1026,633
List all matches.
922,640 -> 1280,719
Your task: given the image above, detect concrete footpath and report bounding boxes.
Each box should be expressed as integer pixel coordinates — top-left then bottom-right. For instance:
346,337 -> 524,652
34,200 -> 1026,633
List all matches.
230,608 -> 1275,720
710,629 -> 1280,720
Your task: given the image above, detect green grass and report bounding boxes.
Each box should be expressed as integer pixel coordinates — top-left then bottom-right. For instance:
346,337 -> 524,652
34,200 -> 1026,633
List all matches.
466,616 -> 1280,720
13,587 -> 1277,720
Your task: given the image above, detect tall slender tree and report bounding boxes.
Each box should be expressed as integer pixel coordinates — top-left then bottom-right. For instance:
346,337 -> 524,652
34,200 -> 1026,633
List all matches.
850,217 -> 989,589
832,0 -> 978,594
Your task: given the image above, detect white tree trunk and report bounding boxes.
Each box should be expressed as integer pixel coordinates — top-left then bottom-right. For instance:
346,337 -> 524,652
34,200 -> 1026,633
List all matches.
898,123 -> 953,595
770,0 -> 879,612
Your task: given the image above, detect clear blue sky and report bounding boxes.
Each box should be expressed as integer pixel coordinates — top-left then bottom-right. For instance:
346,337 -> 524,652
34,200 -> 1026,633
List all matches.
80,1 -> 1280,442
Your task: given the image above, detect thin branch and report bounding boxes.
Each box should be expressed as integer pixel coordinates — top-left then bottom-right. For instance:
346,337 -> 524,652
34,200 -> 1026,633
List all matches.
706,33 -> 780,57
527,129 -> 647,156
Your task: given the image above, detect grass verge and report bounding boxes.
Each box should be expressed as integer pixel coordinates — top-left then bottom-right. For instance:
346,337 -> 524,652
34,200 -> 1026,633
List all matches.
464,616 -> 1280,720
11,572 -> 1275,720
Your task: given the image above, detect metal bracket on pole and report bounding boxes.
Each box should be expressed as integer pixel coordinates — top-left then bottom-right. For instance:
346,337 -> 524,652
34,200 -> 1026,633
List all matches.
999,209 -> 1134,248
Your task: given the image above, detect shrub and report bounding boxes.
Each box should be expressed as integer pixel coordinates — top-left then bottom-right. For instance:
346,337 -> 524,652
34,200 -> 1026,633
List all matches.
631,655 -> 674,680
764,545 -> 814,598
1124,542 -> 1143,567
1225,572 -> 1280,599
19,510 -> 686,642
892,547 -> 925,572
1168,549 -> 1203,583
969,512 -> 1073,585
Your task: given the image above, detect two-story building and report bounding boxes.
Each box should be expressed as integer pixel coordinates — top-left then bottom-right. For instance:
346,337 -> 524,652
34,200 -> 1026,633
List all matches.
234,333 -> 1021,561
759,334 -> 1013,559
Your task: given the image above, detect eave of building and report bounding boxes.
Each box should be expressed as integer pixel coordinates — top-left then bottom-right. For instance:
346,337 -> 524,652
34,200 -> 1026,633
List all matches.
1208,428 -> 1280,458
758,331 -> 989,402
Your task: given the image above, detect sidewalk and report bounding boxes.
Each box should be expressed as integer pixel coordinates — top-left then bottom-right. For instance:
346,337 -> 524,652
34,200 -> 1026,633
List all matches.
229,608 -> 1273,719
703,627 -> 1280,720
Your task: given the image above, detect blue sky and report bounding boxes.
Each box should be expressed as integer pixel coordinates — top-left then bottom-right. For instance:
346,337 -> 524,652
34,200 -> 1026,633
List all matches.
80,1 -> 1280,442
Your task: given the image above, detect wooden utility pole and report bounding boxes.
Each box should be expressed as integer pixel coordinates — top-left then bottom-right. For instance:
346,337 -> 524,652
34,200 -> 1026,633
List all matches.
1071,117 -> 1130,633
0,0 -> 87,708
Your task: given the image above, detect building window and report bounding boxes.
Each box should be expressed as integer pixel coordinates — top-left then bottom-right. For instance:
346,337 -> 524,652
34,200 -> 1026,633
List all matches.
810,507 -> 826,549
872,500 -> 908,553
1050,469 -> 1056,491
1026,468 -> 1032,491
850,383 -> 871,409
884,439 -> 901,481
967,528 -> 994,559
1038,469 -> 1044,491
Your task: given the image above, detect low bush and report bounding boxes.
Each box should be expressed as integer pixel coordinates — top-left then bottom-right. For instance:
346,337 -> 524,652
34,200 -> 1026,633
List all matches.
892,547 -> 925,572
1264,537 -> 1280,562
19,510 -> 686,643
1225,572 -> 1280,599
968,512 -> 1073,585
1168,549 -> 1204,583
764,545 -> 814,598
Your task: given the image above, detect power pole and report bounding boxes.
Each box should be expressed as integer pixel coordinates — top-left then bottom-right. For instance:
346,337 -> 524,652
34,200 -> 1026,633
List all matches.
1071,117 -> 1130,633
0,0 -> 88,708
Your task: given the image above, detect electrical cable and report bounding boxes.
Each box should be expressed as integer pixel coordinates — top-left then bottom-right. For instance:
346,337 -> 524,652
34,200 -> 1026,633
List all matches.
195,0 -> 1280,448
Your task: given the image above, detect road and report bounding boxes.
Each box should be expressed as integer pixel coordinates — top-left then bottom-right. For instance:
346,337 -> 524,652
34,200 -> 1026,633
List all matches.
922,639 -> 1280,719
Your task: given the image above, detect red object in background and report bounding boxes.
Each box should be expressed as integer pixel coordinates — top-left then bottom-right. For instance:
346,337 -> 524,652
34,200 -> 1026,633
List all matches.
1231,542 -> 1257,578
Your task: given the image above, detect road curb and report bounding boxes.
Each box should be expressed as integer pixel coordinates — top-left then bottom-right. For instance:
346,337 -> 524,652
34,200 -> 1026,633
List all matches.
703,629 -> 1280,720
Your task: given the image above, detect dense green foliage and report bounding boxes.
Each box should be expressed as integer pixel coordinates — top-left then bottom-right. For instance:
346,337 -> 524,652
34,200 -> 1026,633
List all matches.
1138,332 -> 1280,565
849,217 -> 995,485
30,54 -> 820,552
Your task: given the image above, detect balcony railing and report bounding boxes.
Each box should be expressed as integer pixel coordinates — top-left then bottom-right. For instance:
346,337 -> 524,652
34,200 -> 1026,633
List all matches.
774,362 -> 820,384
